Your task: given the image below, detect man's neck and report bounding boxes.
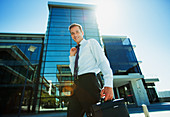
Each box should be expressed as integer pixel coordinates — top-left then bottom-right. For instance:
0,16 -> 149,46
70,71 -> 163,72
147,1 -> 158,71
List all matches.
77,38 -> 83,45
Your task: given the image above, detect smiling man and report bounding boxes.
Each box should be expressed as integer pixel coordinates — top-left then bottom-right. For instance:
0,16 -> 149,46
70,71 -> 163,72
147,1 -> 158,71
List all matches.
67,23 -> 113,117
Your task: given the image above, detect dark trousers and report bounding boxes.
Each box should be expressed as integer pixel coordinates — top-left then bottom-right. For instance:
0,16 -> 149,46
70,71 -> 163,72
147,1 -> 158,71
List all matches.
67,73 -> 102,117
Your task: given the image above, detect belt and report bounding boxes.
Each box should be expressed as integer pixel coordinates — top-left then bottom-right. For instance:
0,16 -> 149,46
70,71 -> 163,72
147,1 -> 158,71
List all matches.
74,72 -> 100,81
74,72 -> 103,89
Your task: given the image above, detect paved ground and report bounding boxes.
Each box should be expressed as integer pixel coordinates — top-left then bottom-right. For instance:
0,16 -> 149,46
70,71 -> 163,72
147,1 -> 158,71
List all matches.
129,102 -> 170,117
1,102 -> 170,117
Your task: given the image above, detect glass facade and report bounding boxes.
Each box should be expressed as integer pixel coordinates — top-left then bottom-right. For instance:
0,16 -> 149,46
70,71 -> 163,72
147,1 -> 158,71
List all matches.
117,84 -> 135,105
102,36 -> 142,75
0,34 -> 43,64
0,33 -> 44,114
102,36 -> 143,106
145,79 -> 159,103
40,2 -> 102,110
42,3 -> 101,81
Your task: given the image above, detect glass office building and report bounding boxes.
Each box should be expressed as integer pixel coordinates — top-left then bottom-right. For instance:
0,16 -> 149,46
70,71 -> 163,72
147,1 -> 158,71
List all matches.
40,1 -> 102,108
101,36 -> 159,103
102,36 -> 142,105
102,36 -> 150,106
0,33 -> 44,113
102,36 -> 142,75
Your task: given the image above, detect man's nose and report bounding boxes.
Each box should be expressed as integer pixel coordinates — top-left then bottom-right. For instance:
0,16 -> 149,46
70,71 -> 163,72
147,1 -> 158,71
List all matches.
74,33 -> 78,37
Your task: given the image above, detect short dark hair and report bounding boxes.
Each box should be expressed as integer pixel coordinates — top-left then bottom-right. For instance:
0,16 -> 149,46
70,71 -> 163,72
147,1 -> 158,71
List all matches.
68,23 -> 83,32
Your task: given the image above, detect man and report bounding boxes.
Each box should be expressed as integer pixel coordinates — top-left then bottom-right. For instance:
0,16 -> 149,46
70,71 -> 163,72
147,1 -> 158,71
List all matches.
68,23 -> 113,117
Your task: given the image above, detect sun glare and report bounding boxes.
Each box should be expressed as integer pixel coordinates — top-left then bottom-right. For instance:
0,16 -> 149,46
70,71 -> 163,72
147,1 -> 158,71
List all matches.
95,0 -> 119,34
96,1 -> 112,25
95,0 -> 125,35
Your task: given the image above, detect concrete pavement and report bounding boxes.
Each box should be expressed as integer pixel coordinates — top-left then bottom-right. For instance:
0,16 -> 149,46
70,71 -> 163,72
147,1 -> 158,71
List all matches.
129,102 -> 170,117
1,102 -> 170,117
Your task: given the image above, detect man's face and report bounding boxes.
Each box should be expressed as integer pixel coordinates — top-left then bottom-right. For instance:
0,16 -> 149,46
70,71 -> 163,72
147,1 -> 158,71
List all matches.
70,26 -> 84,44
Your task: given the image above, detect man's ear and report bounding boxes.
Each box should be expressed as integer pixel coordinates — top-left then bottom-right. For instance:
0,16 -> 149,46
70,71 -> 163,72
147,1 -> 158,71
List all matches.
82,30 -> 84,36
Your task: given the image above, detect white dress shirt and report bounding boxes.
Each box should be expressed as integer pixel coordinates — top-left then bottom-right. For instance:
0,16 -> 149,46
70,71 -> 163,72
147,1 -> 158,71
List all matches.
69,39 -> 113,88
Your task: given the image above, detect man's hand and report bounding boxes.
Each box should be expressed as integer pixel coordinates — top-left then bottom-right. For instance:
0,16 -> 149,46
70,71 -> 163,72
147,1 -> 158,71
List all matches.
100,87 -> 113,101
70,47 -> 77,56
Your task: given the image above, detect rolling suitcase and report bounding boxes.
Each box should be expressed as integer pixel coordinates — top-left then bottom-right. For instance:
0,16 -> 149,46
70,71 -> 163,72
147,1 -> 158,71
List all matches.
91,98 -> 130,117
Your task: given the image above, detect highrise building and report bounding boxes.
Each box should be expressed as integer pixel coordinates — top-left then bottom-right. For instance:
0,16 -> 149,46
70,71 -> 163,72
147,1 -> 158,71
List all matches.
40,1 -> 102,106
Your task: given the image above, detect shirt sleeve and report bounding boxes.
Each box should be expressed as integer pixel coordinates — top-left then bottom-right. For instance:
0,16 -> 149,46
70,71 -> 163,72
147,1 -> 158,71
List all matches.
89,39 -> 113,88
69,56 -> 75,75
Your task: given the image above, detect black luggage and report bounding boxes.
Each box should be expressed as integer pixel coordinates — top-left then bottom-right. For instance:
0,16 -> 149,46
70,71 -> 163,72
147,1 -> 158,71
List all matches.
91,98 -> 130,117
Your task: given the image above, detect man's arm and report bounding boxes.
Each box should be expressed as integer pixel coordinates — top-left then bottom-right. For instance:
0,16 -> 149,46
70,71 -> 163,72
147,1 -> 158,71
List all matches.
89,39 -> 114,101
69,47 -> 77,75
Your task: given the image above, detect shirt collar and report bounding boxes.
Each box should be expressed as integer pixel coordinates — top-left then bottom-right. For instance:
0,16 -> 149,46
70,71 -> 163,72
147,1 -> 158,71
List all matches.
79,39 -> 86,46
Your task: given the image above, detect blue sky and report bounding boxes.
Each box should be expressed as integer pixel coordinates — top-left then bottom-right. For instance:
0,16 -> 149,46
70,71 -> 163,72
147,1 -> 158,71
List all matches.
0,0 -> 170,91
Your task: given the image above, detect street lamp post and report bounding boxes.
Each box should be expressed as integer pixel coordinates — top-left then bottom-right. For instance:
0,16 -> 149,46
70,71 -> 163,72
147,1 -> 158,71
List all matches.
18,45 -> 37,117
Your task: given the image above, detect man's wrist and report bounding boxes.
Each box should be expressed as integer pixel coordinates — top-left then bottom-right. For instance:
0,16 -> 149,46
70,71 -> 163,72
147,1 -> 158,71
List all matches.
104,87 -> 113,89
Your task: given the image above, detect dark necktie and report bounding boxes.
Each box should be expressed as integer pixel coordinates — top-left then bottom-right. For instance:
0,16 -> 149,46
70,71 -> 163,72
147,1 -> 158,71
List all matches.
74,44 -> 80,80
